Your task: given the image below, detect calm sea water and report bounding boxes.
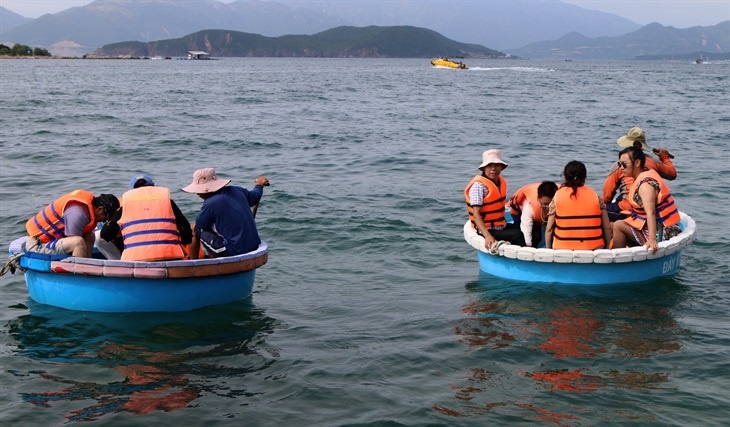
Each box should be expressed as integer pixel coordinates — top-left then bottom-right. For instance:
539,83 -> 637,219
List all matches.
0,58 -> 728,426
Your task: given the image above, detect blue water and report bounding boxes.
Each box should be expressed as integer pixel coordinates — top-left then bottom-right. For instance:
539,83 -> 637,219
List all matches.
0,58 -> 728,426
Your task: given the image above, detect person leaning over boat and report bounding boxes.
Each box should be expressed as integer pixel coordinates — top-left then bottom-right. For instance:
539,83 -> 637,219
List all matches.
99,174 -> 192,261
603,127 -> 677,221
545,161 -> 612,250
465,149 -> 526,250
25,191 -> 119,258
612,146 -> 681,253
509,181 -> 559,248
182,168 -> 269,259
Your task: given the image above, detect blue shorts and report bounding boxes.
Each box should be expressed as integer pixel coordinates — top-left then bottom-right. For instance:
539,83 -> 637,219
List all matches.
606,202 -> 626,222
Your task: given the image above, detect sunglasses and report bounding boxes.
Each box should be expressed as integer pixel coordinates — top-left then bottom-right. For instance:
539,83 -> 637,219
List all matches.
617,160 -> 630,169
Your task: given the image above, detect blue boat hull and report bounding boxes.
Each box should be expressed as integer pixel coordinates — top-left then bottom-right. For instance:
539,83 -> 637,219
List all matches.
465,212 -> 695,285
476,250 -> 682,284
25,269 -> 256,312
7,237 -> 267,313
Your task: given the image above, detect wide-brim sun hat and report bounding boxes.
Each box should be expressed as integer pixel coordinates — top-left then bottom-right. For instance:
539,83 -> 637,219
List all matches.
478,149 -> 508,170
617,127 -> 650,151
182,168 -> 231,194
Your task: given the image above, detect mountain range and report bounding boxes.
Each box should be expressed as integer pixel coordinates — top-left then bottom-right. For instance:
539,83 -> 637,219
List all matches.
1,0 -> 641,57
1,0 -> 727,59
94,26 -> 506,59
512,21 -> 730,59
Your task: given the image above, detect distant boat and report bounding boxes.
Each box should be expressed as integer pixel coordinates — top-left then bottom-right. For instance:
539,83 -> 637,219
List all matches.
695,58 -> 704,64
180,51 -> 212,60
431,57 -> 468,69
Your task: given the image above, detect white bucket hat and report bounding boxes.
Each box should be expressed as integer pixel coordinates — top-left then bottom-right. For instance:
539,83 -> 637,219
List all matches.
616,127 -> 650,151
478,149 -> 508,170
182,168 -> 231,194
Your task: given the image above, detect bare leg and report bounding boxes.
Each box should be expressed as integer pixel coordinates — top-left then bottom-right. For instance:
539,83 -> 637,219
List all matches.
61,236 -> 87,257
83,232 -> 96,258
612,220 -> 637,248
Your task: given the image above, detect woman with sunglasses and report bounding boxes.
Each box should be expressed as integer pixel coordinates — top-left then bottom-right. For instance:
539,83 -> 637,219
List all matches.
612,146 -> 681,253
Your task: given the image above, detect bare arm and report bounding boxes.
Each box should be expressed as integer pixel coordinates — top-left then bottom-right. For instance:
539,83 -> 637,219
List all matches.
472,209 -> 495,250
544,213 -> 556,249
638,182 -> 659,253
188,233 -> 201,260
601,209 -> 612,248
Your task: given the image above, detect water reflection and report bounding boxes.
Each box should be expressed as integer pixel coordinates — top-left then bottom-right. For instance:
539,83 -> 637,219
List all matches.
6,300 -> 278,423
438,274 -> 689,424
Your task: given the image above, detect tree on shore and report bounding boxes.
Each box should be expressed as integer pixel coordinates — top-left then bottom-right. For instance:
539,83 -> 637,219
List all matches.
0,43 -> 51,57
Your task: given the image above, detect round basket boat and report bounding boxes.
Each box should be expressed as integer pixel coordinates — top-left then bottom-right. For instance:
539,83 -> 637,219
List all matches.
464,212 -> 696,285
7,237 -> 268,313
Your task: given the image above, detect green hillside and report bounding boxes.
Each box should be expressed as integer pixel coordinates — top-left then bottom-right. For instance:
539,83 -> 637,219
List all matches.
95,26 -> 507,58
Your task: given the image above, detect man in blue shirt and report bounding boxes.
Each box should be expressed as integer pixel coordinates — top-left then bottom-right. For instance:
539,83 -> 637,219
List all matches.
182,168 -> 269,258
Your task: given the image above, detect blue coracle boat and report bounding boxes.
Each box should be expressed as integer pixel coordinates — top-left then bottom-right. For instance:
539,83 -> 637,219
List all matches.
464,212 -> 696,284
6,237 -> 268,313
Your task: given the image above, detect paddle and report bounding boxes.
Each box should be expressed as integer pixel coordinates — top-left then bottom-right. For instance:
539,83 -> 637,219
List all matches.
652,148 -> 675,159
251,181 -> 270,218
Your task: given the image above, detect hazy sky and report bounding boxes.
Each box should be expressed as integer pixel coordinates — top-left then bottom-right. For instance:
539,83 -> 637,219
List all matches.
2,0 -> 729,28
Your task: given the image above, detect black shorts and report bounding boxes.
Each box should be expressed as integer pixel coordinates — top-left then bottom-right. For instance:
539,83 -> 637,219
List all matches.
198,230 -> 231,258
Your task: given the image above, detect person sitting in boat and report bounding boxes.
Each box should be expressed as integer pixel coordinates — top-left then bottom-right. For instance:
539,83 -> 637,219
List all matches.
603,127 -> 676,221
509,181 -> 559,248
182,168 -> 269,259
465,149 -> 526,250
98,174 -> 192,261
25,191 -> 119,258
545,161 -> 612,250
611,146 -> 681,253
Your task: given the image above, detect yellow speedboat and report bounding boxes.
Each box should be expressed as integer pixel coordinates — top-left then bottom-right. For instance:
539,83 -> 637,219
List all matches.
431,57 -> 468,69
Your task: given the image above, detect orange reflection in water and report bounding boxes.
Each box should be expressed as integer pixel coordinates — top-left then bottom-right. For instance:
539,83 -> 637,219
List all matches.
538,307 -> 606,358
437,292 -> 683,425
516,402 -> 580,427
22,341 -> 200,422
529,369 -> 605,392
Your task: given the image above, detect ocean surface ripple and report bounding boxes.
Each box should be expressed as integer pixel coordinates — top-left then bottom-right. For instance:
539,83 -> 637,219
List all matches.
0,58 -> 728,426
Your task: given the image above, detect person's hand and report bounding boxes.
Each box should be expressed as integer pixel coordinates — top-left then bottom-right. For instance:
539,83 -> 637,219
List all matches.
652,148 -> 674,159
643,239 -> 658,254
483,233 -> 496,250
255,176 -> 270,187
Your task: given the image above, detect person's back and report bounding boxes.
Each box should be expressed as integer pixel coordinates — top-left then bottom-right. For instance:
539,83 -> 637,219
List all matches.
552,185 -> 604,250
118,186 -> 186,261
198,186 -> 261,256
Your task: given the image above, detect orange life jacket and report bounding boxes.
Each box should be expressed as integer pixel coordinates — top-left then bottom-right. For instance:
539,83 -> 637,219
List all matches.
118,186 -> 185,261
552,186 -> 604,250
509,182 -> 544,223
624,169 -> 680,230
603,157 -> 676,213
465,175 -> 507,229
26,190 -> 97,242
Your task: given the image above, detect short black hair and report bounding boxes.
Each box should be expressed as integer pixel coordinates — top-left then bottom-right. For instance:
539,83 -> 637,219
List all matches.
93,194 -> 120,215
537,181 -> 558,198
